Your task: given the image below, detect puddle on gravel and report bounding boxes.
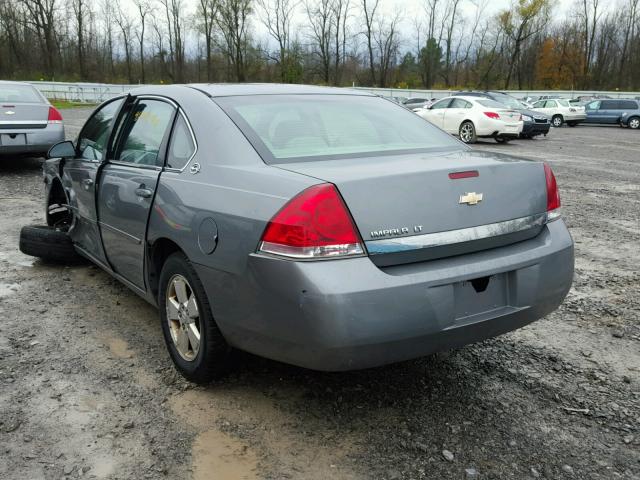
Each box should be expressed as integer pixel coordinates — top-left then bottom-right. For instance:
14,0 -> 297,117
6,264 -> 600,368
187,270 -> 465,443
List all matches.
193,429 -> 258,480
0,282 -> 20,298
170,389 -> 360,480
100,335 -> 135,359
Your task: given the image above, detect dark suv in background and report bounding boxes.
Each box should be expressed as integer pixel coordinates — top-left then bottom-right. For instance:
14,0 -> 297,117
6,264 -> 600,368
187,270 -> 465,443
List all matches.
453,91 -> 551,139
584,99 -> 640,129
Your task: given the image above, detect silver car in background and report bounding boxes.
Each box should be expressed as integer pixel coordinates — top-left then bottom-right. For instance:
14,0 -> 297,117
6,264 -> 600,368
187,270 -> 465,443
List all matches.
0,81 -> 65,157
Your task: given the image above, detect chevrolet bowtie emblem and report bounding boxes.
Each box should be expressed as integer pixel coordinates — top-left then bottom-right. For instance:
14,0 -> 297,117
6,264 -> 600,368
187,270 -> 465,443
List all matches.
459,192 -> 483,205
4,110 -> 15,115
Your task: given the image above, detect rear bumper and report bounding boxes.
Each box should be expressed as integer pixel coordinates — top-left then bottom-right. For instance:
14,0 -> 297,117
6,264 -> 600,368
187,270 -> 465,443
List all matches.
197,220 -> 574,371
521,122 -> 550,136
0,124 -> 64,156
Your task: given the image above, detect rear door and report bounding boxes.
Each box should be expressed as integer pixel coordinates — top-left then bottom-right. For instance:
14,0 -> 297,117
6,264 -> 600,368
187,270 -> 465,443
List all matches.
65,97 -> 125,263
443,98 -> 471,133
97,97 -> 176,289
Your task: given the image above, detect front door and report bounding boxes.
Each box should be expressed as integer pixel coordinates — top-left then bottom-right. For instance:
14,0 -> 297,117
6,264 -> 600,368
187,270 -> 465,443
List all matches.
421,98 -> 451,129
65,97 -> 124,263
584,100 -> 602,123
97,97 -> 176,289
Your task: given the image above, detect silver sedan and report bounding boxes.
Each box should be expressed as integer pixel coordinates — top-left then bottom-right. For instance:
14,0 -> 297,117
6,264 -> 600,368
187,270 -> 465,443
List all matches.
0,81 -> 65,157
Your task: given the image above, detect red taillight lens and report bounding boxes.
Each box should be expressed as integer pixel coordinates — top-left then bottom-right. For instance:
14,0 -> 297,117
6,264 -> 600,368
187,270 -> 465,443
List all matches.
258,183 -> 364,259
483,111 -> 500,119
544,163 -> 561,220
48,107 -> 63,123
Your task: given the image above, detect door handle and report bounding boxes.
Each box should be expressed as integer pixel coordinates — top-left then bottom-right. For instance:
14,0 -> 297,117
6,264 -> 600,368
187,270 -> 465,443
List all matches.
135,187 -> 153,198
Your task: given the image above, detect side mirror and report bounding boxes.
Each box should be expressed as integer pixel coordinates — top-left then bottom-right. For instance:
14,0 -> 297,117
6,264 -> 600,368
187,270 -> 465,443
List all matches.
47,140 -> 76,159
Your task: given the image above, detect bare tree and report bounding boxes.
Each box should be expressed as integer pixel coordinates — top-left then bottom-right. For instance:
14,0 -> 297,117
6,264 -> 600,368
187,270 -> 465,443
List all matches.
216,0 -> 252,82
257,0 -> 297,82
305,0 -> 333,83
197,0 -> 219,81
22,0 -> 58,78
331,0 -> 350,85
134,0 -> 151,83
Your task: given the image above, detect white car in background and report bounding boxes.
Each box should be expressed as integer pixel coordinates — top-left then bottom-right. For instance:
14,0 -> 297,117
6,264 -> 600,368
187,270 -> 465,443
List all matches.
531,99 -> 587,127
416,96 -> 523,144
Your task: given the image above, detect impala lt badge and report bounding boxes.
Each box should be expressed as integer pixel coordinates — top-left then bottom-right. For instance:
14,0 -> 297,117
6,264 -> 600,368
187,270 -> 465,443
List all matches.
459,192 -> 483,205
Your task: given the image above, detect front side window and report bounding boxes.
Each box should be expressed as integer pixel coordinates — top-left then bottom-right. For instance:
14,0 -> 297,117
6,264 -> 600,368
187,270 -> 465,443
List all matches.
217,95 -> 461,163
533,101 -> 545,108
586,101 -> 601,110
114,99 -> 175,166
77,98 -> 124,161
166,113 -> 196,170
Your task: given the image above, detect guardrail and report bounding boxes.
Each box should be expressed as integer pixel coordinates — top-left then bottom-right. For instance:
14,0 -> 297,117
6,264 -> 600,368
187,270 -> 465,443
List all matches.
29,81 -> 146,103
24,81 -> 640,103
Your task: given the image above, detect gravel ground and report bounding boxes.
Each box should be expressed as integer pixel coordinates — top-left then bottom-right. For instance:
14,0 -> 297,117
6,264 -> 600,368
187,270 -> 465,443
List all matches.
0,109 -> 638,480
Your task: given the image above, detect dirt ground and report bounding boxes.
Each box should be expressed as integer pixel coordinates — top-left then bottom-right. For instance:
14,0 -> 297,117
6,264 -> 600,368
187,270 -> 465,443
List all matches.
0,108 -> 638,480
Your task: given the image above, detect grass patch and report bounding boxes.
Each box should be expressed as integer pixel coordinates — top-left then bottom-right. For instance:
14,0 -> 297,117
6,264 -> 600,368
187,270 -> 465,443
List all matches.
49,99 -> 97,109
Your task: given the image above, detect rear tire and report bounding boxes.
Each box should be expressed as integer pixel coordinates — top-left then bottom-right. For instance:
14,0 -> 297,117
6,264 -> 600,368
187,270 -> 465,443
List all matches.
628,116 -> 640,129
495,136 -> 510,144
159,252 -> 231,384
19,225 -> 84,264
552,115 -> 564,127
567,121 -> 577,127
459,121 -> 477,144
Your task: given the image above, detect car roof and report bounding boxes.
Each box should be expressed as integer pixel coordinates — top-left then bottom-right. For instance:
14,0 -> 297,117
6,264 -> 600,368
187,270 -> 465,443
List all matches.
187,83 -> 373,97
0,80 -> 38,87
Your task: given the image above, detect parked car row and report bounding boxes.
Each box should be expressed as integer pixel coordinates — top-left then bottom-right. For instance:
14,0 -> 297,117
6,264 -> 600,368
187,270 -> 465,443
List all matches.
405,90 -> 640,144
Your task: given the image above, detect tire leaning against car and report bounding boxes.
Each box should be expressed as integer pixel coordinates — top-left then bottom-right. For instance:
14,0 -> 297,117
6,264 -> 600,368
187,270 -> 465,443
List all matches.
459,121 -> 477,144
158,252 -> 231,384
19,225 -> 84,264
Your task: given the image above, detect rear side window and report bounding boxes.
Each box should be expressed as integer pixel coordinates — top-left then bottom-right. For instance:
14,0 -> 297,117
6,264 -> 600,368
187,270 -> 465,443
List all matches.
430,98 -> 451,109
450,99 -> 471,108
557,100 -> 570,107
167,113 -> 196,170
0,84 -> 43,103
601,100 -> 616,109
545,100 -> 558,108
217,95 -> 461,163
618,100 -> 638,110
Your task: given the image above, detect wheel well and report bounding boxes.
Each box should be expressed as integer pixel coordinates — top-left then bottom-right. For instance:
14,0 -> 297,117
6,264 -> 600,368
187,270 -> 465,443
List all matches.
148,238 -> 183,300
46,178 -> 72,228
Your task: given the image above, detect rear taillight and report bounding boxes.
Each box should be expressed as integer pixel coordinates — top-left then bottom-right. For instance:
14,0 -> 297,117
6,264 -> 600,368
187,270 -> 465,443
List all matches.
544,163 -> 561,221
258,183 -> 364,259
47,107 -> 63,124
483,112 -> 500,119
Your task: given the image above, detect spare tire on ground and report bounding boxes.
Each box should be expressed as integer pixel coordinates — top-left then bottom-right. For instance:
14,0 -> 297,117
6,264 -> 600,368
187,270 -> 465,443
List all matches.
19,225 -> 84,264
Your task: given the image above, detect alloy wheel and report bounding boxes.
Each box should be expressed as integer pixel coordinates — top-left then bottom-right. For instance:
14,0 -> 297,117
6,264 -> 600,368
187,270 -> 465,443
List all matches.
629,118 -> 640,129
166,274 -> 201,361
460,124 -> 473,143
553,117 -> 562,127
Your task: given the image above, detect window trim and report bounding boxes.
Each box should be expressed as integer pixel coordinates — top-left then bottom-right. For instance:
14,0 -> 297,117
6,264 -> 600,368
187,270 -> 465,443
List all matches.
106,95 -> 178,169
76,95 -> 127,163
164,109 -> 199,173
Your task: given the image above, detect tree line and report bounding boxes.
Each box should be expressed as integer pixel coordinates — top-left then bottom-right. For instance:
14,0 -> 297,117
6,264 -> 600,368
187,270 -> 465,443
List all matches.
0,0 -> 639,91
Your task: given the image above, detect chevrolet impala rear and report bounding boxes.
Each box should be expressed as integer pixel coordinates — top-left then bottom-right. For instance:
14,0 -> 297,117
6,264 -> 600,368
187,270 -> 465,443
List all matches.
0,81 -> 64,157
205,91 -> 574,371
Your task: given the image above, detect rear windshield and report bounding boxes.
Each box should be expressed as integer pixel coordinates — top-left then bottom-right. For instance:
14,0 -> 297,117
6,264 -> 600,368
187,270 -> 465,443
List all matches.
216,94 -> 461,163
477,99 -> 505,108
0,84 -> 43,103
492,95 -> 522,109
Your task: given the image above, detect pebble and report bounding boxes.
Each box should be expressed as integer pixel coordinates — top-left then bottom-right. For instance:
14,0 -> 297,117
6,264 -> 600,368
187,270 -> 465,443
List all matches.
612,331 -> 624,338
530,467 -> 541,477
464,467 -> 479,478
562,464 -> 574,475
442,449 -> 454,462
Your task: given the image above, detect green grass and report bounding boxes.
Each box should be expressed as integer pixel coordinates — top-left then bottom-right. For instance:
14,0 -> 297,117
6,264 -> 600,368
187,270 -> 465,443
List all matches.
49,99 -> 97,109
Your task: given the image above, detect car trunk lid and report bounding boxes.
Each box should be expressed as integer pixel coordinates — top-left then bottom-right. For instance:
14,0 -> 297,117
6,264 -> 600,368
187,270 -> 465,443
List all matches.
275,149 -> 549,266
0,102 -> 50,129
